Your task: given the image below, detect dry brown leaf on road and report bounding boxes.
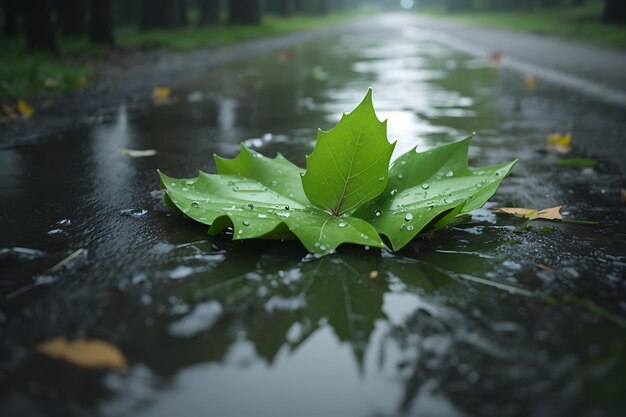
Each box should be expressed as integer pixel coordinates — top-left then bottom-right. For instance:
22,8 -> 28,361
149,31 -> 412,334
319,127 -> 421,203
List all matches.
37,337 -> 127,370
492,206 -> 563,220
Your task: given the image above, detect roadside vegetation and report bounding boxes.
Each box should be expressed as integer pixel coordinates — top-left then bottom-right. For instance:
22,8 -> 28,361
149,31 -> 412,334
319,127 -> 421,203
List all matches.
0,0 -> 373,101
417,0 -> 626,48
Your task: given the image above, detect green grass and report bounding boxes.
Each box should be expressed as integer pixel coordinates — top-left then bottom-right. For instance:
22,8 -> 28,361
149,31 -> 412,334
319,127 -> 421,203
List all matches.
118,14 -> 357,50
0,13 -> 358,101
419,1 -> 626,48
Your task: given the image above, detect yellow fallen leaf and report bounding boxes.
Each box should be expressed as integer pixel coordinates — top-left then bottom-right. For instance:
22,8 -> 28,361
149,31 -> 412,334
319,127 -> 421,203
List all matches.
492,205 -> 563,220
18,99 -> 34,118
369,270 -> 378,280
38,337 -> 127,370
117,148 -> 157,158
79,77 -> 89,89
524,74 -> 536,90
546,132 -> 571,147
545,132 -> 572,154
152,86 -> 171,103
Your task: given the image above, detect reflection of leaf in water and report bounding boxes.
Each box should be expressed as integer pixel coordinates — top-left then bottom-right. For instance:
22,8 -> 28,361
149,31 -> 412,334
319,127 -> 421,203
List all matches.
151,248 -> 389,367
298,256 -> 387,364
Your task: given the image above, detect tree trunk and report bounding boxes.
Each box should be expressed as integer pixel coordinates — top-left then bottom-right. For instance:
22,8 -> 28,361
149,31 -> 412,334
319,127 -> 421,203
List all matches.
140,0 -> 178,29
24,0 -> 57,52
177,0 -> 188,27
89,0 -> 114,44
57,0 -> 86,36
317,0 -> 329,14
2,0 -> 20,37
293,0 -> 303,13
199,0 -> 221,25
445,0 -> 472,12
603,0 -> 626,24
229,0 -> 262,24
276,0 -> 292,16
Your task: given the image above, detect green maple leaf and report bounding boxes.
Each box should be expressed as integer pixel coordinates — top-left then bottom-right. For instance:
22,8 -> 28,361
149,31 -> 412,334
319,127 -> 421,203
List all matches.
158,146 -> 387,255
157,89 -> 516,255
355,136 -> 517,251
301,88 -> 396,216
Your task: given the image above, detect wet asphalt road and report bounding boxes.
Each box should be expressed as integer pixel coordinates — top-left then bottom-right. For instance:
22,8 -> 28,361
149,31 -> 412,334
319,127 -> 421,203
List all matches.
1,12 -> 626,417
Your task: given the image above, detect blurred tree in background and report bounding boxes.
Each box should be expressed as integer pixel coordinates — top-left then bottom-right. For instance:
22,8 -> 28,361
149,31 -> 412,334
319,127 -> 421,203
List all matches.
24,0 -> 57,51
56,0 -> 86,36
2,0 -> 624,54
431,0 -> 626,22
229,0 -> 262,24
603,0 -> 626,24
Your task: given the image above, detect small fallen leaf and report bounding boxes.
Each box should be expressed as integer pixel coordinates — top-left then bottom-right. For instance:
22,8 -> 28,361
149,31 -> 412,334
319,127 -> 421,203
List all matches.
489,50 -> 502,65
49,248 -> 87,273
117,148 -> 157,158
38,337 -> 127,370
18,99 -> 34,118
278,49 -> 294,62
492,206 -> 562,220
1,104 -> 19,120
537,263 -> 556,273
44,78 -> 60,88
545,132 -> 571,154
369,270 -> 378,280
152,86 -> 171,104
79,77 -> 89,89
555,157 -> 597,168
524,74 -> 536,90
621,188 -> 626,204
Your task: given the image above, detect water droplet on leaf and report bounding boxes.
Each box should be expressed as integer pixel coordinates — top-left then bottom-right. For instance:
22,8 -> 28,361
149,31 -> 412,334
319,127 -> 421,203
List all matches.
404,213 -> 413,222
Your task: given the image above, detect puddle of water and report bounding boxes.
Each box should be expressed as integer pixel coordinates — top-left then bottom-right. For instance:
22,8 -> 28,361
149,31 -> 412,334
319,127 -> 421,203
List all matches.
1,16 -> 625,417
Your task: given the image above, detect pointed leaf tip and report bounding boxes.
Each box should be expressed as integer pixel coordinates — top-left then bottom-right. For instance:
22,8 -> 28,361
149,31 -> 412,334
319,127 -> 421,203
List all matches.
301,89 -> 395,216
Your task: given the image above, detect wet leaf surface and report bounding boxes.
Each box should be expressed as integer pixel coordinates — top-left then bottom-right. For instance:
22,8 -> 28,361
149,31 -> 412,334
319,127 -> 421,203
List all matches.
160,94 -> 514,254
159,147 -> 387,255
